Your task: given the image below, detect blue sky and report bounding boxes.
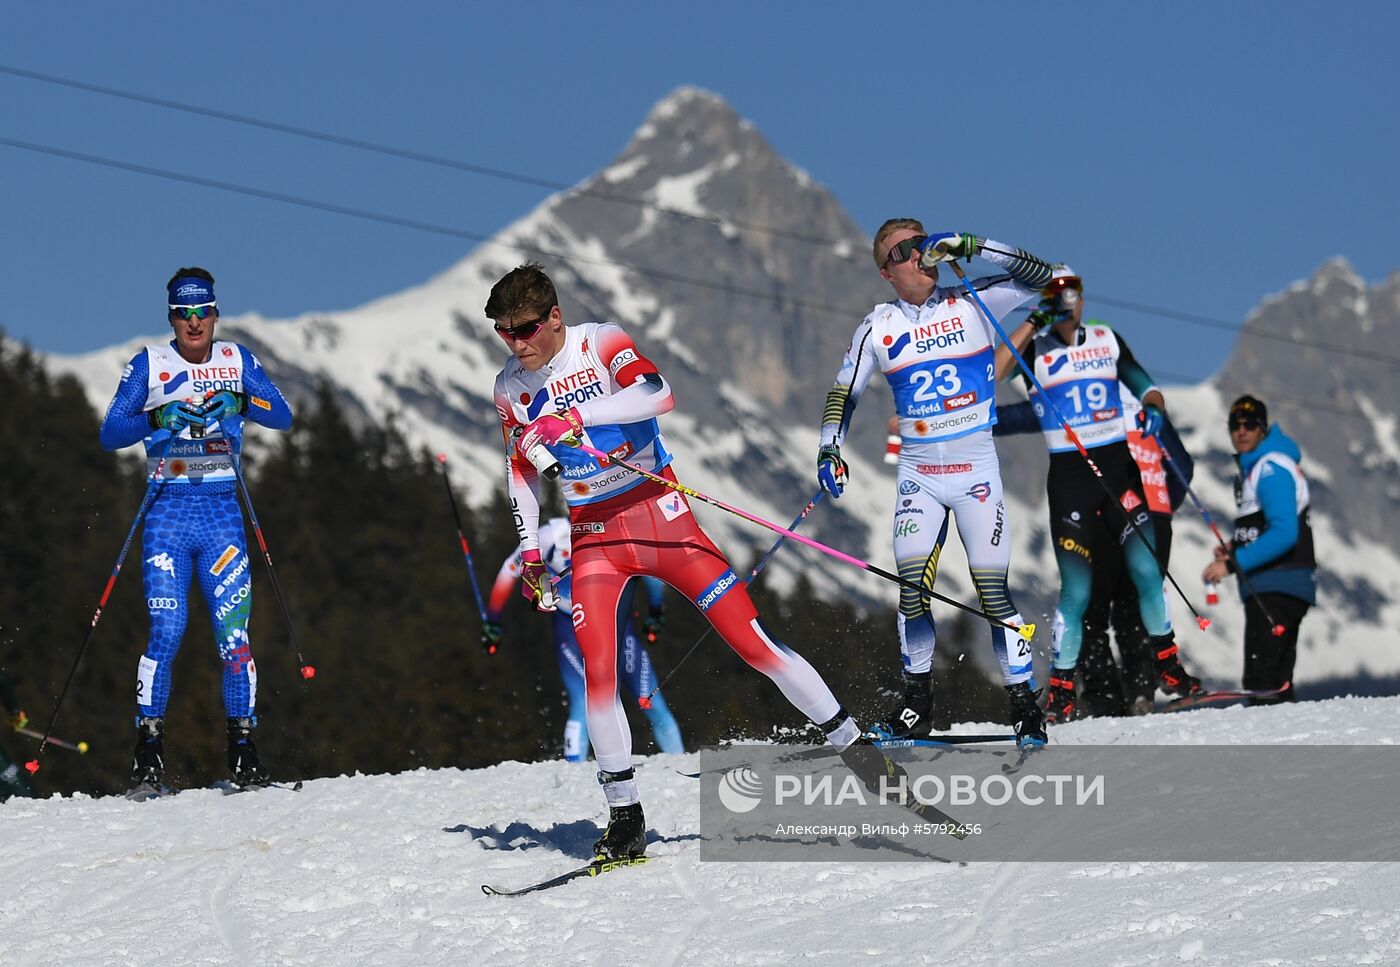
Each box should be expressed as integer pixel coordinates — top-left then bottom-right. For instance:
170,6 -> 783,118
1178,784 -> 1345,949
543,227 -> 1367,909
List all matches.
2,2 -> 1395,383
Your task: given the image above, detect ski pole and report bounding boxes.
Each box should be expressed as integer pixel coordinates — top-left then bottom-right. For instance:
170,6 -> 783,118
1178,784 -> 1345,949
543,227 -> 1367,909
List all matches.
228,428 -> 316,680
640,491 -> 826,707
945,259 -> 1210,631
1159,447 -> 1286,637
15,727 -> 89,753
436,454 -> 489,622
571,444 -> 1034,639
25,443 -> 172,775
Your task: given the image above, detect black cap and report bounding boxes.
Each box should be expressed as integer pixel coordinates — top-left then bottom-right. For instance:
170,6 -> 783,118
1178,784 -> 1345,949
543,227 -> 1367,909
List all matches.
1229,395 -> 1268,428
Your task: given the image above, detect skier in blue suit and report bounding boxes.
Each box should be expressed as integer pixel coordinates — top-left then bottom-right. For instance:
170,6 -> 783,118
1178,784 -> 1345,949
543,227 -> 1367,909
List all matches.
99,267 -> 293,789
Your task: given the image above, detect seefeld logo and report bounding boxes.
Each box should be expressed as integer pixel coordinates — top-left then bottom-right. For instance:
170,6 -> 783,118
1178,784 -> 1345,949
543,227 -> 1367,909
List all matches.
717,766 -> 764,813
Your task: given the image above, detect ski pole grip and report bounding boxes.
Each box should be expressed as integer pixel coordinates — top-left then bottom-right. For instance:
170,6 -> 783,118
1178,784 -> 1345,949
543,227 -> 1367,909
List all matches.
524,441 -> 563,480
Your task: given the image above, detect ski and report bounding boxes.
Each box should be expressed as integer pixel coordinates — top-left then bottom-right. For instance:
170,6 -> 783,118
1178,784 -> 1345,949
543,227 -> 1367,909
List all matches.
871,734 -> 1018,748
481,856 -> 650,897
1162,683 -> 1292,712
218,779 -> 305,795
125,782 -> 178,801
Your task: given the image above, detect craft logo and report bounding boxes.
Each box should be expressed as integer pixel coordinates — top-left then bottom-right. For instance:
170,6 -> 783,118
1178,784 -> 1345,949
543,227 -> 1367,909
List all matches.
146,552 -> 176,575
898,479 -> 920,496
966,482 -> 993,503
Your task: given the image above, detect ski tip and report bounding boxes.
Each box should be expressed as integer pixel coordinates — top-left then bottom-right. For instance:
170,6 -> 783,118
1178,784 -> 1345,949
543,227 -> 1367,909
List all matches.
1018,622 -> 1037,641
24,759 -> 39,774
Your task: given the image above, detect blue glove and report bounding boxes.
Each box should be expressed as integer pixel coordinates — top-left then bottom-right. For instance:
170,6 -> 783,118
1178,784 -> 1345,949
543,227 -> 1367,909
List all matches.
917,232 -> 979,268
1137,404 -> 1164,439
817,443 -> 848,498
200,390 -> 247,422
147,401 -> 207,434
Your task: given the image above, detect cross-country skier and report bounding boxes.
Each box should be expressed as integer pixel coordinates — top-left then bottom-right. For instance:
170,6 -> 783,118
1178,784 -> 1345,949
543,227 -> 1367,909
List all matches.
997,386 -> 1194,717
1201,395 -> 1313,704
483,519 -> 684,760
1014,267 -> 1201,722
488,262 -> 905,861
815,221 -> 1053,747
99,268 -> 293,790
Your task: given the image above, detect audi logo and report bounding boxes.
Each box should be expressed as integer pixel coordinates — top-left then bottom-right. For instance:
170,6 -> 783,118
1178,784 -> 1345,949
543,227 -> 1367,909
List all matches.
147,597 -> 179,611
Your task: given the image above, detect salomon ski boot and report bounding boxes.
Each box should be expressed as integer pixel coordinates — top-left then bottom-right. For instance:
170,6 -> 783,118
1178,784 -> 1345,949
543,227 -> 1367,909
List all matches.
1006,682 -> 1047,748
131,716 -> 165,786
864,671 -> 933,740
1043,669 -> 1079,725
227,717 -> 269,787
1151,638 -> 1203,697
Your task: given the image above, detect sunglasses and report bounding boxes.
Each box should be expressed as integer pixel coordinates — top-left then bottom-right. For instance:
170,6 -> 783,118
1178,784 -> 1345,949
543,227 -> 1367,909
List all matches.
1041,277 -> 1083,297
169,303 -> 217,320
883,235 -> 927,269
494,306 -> 554,343
1228,419 -> 1262,432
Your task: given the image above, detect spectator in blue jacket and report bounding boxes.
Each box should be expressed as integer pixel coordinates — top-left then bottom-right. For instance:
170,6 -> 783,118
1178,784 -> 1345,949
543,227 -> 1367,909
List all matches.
1202,396 -> 1315,703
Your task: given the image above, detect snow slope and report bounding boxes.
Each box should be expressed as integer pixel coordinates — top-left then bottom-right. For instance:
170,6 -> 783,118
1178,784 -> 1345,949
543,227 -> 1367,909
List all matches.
5,698 -> 1400,966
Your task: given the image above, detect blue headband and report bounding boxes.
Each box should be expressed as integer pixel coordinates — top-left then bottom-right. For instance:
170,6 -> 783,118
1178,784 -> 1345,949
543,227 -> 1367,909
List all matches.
168,276 -> 216,307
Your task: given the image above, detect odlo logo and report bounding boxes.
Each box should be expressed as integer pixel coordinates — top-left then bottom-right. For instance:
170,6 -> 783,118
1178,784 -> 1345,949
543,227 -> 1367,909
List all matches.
717,766 -> 764,813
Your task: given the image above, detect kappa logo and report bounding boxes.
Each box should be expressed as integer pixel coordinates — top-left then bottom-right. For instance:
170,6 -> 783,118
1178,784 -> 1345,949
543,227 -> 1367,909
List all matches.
898,480 -> 920,496
657,493 -> 689,521
1045,355 -> 1071,377
966,482 -> 993,503
146,552 -> 176,575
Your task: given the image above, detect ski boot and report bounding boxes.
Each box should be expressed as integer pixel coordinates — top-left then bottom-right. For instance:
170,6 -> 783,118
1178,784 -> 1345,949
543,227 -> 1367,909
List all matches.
593,768 -> 647,861
1150,637 -> 1203,697
1043,669 -> 1079,725
227,717 -> 270,787
1006,682 -> 1047,748
863,671 -> 933,741
131,716 -> 165,786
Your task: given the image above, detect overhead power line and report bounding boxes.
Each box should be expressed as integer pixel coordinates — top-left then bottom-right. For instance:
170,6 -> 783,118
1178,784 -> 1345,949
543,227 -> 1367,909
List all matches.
4,61 -> 1393,371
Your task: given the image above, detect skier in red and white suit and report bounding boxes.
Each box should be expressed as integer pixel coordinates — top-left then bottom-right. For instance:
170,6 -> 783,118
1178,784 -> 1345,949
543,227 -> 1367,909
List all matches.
488,263 -> 871,861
